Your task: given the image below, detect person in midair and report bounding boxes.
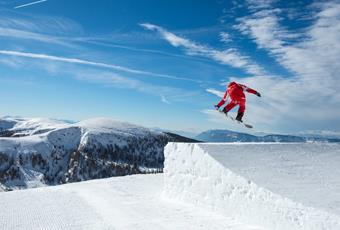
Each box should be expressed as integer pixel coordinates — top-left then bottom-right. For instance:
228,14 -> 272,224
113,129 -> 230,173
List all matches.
215,81 -> 261,122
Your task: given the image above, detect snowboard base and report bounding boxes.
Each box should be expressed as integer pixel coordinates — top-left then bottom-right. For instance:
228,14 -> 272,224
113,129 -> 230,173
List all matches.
217,110 -> 253,129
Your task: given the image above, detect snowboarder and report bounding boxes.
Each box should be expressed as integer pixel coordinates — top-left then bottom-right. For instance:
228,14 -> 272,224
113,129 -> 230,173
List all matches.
214,81 -> 261,122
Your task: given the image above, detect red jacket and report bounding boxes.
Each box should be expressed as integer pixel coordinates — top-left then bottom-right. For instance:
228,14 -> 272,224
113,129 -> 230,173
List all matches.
222,81 -> 258,102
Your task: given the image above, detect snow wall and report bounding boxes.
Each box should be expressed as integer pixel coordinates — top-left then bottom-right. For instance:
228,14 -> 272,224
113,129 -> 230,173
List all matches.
164,143 -> 340,230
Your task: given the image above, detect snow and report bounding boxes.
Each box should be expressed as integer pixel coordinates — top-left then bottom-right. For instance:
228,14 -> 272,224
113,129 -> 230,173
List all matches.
0,174 -> 263,230
2,118 -> 340,229
77,117 -> 164,149
164,143 -> 340,230
78,117 -> 160,136
200,143 -> 340,215
3,117 -> 69,136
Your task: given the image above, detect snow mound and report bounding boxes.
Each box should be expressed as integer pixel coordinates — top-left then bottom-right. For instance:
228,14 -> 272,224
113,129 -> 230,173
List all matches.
78,117 -> 160,136
164,143 -> 340,230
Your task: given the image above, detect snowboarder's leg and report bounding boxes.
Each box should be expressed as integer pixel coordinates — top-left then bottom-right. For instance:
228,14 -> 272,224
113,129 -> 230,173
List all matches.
223,101 -> 237,114
236,100 -> 245,122
216,99 -> 226,108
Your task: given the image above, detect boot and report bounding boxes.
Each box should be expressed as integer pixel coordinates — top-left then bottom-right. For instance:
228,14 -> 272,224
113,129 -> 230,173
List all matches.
222,107 -> 228,116
235,112 -> 244,122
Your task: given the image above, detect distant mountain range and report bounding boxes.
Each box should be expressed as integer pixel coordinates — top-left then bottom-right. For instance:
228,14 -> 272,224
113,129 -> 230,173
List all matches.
195,129 -> 340,143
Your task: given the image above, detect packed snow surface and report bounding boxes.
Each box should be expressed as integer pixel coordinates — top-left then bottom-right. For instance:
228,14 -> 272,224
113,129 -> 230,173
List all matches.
0,174 -> 263,230
2,136 -> 340,230
164,143 -> 340,230
200,143 -> 340,215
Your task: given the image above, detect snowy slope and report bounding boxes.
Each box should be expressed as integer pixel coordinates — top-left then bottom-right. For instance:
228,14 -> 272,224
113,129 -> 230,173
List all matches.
164,143 -> 340,230
0,117 -> 191,191
1,142 -> 339,230
0,174 -> 264,230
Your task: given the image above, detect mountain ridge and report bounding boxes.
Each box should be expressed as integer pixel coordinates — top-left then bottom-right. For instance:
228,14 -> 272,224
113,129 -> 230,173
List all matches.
196,129 -> 340,142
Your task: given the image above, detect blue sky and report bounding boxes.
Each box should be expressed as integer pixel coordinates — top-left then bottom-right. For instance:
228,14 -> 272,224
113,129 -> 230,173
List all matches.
0,0 -> 340,135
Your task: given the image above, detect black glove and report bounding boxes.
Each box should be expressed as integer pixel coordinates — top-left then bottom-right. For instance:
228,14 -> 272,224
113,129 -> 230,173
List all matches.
256,92 -> 261,97
214,105 -> 220,110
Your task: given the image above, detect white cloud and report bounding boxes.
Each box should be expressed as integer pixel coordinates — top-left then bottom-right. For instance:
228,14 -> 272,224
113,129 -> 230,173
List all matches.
0,50 -> 200,83
0,27 -> 69,46
140,23 -> 266,76
0,54 -> 199,105
206,88 -> 225,98
161,95 -> 171,104
0,14 -> 83,35
0,14 -> 83,47
75,39 -> 214,64
14,0 -> 48,9
246,0 -> 276,11
0,14 -> 216,66
0,50 -> 204,105
237,1 -> 340,83
219,32 -> 231,43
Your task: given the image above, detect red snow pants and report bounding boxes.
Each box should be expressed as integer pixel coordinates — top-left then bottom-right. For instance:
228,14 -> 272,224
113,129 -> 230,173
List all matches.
217,98 -> 246,114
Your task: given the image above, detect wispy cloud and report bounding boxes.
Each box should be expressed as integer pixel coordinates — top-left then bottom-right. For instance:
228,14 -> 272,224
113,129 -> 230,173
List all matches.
14,0 -> 48,9
71,69 -> 187,100
219,32 -> 232,43
206,88 -> 224,98
236,1 -> 340,83
161,95 -> 171,104
0,27 -> 70,46
0,50 -> 201,83
0,53 -> 200,105
0,15 -> 83,35
74,38 -> 216,64
221,0 -> 340,132
246,0 -> 276,11
0,14 -> 84,48
0,14 -> 221,70
140,23 -> 266,76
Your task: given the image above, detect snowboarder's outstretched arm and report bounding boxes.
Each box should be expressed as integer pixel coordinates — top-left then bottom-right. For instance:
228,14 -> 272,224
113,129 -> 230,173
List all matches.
240,84 -> 261,97
215,90 -> 228,109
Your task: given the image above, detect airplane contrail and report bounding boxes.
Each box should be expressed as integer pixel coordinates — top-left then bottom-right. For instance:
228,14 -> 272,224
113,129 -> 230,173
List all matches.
14,0 -> 48,9
0,50 -> 201,83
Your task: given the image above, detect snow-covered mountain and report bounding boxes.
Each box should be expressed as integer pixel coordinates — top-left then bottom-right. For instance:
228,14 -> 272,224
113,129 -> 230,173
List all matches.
196,129 -> 340,142
0,116 -> 197,191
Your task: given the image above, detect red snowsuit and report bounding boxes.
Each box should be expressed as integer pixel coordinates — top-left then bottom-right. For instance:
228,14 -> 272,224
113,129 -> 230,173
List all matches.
217,82 -> 258,114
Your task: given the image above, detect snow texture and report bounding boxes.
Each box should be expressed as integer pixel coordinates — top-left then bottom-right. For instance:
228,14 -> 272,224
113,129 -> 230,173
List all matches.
0,174 -> 264,230
164,143 -> 340,230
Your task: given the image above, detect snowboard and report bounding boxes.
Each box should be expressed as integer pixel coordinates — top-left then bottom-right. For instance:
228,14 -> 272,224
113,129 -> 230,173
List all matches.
217,109 -> 253,129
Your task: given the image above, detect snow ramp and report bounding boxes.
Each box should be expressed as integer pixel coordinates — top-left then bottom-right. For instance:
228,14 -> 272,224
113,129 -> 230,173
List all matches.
164,143 -> 340,230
